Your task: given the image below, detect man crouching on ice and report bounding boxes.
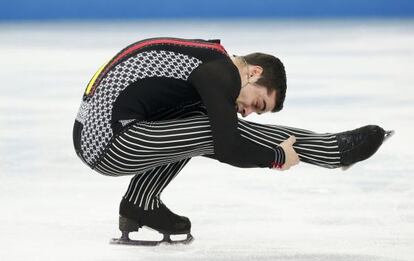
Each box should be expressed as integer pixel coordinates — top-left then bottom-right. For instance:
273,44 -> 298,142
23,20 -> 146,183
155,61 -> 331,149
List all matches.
72,37 -> 392,245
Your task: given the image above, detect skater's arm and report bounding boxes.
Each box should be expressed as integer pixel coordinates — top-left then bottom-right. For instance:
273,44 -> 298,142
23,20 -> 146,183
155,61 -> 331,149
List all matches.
189,59 -> 286,168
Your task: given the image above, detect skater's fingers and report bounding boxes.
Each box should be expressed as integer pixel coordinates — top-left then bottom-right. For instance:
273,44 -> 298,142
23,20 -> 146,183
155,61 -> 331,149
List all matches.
286,135 -> 296,145
275,135 -> 300,171
281,165 -> 290,171
293,153 -> 300,164
286,157 -> 299,169
279,136 -> 296,148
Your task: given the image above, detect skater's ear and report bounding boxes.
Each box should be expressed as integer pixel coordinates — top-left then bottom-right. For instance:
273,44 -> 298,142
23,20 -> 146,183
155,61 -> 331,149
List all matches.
247,65 -> 263,81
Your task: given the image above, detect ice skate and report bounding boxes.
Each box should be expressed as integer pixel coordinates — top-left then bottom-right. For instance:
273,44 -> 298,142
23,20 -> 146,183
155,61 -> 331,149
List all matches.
110,198 -> 193,246
337,125 -> 394,170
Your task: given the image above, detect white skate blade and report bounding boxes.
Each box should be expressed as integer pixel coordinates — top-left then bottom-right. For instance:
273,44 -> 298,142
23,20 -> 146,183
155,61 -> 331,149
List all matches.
383,130 -> 395,142
110,230 -> 193,246
341,130 -> 395,171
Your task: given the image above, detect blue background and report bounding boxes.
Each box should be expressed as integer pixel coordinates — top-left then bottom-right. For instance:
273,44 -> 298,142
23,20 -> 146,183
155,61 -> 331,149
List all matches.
1,0 -> 414,20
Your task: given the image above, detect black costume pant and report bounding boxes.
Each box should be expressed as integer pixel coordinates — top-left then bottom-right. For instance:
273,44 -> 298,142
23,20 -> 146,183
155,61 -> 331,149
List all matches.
94,103 -> 340,210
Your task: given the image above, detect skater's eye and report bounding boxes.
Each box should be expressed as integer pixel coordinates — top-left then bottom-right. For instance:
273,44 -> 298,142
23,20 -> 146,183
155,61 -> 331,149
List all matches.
261,100 -> 267,112
257,99 -> 266,114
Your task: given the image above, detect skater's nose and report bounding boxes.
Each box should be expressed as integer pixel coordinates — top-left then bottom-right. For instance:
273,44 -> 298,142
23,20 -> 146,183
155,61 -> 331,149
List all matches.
242,107 -> 253,117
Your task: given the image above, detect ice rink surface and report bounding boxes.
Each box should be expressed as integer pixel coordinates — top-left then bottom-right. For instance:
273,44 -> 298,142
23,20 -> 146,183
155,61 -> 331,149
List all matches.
0,19 -> 413,261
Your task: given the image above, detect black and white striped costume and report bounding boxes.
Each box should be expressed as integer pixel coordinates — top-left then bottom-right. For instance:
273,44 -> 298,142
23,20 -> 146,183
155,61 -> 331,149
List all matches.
73,38 -> 340,210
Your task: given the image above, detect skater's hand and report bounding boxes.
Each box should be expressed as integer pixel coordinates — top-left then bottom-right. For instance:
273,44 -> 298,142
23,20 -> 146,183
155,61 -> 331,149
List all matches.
277,136 -> 300,171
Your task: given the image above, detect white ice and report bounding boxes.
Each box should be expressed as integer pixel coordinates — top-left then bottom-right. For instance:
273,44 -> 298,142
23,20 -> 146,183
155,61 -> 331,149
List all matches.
0,19 -> 413,261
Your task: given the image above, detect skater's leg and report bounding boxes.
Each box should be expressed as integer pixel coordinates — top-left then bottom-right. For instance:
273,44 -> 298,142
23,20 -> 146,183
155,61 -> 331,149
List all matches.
95,98 -> 342,175
94,115 -> 214,176
98,104 -> 202,238
236,120 -> 387,168
96,115 -> 342,176
94,102 -> 211,176
114,159 -> 193,242
95,102 -> 383,175
123,158 -> 191,210
236,119 -> 341,168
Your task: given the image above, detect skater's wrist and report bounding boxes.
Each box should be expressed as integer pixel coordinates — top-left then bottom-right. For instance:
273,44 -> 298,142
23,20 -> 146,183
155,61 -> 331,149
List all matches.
270,146 -> 285,169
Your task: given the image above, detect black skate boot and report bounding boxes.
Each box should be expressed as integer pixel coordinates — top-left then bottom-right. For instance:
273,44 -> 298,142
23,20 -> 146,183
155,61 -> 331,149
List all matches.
110,197 -> 193,246
336,125 -> 394,170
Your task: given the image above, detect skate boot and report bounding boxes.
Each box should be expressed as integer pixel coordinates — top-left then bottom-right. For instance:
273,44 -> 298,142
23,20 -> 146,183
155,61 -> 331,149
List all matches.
110,197 -> 193,246
336,125 -> 394,170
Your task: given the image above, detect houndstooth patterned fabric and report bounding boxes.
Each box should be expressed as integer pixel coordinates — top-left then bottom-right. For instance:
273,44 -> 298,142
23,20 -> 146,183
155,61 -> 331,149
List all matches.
75,99 -> 90,125
76,50 -> 202,166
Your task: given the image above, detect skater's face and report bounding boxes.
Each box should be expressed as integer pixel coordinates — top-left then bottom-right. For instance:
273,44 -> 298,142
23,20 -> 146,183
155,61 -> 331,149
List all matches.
236,65 -> 276,117
236,82 -> 276,117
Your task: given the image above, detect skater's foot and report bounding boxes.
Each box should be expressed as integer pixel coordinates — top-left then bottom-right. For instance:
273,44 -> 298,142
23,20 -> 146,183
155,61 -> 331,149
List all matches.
336,125 -> 386,166
112,198 -> 193,246
119,197 -> 191,235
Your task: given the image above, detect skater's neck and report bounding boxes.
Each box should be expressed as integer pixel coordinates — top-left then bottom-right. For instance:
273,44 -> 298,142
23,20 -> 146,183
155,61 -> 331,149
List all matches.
230,55 -> 250,88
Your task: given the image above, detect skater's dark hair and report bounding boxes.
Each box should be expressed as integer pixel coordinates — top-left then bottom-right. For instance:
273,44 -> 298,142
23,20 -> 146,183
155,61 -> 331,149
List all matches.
242,53 -> 287,112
